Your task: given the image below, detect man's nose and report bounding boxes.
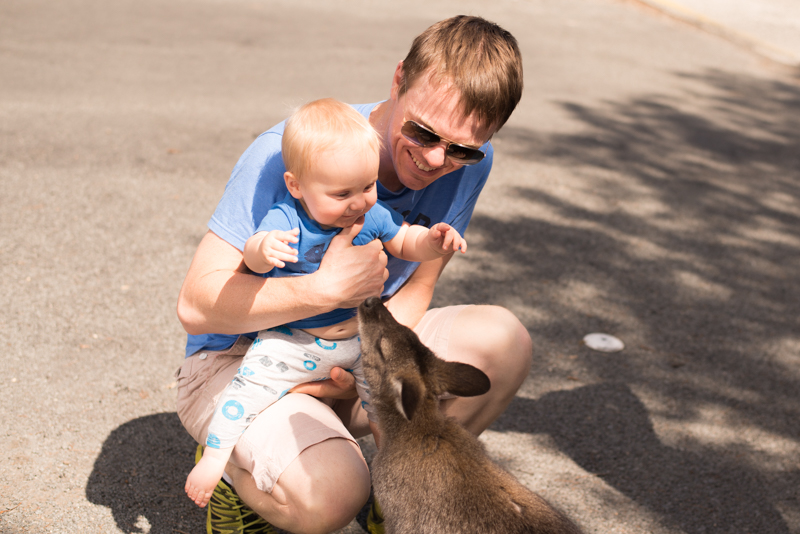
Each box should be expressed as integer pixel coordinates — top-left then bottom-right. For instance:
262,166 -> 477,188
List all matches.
421,144 -> 447,168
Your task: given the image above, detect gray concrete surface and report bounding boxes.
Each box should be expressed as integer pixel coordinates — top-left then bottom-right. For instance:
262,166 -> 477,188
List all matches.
1,0 -> 799,533
637,0 -> 800,65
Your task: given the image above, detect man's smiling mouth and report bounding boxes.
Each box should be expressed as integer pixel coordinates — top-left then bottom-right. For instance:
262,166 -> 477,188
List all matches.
411,152 -> 436,172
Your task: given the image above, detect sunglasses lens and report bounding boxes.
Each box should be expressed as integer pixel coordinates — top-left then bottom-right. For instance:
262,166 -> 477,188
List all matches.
401,120 -> 485,165
401,121 -> 439,146
446,145 -> 484,164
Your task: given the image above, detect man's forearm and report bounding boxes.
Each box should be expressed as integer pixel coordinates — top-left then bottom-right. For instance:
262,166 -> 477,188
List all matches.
178,268 -> 336,336
177,231 -> 338,335
177,229 -> 388,336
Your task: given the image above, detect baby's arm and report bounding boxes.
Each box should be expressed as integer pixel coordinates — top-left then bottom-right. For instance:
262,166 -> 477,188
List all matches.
383,222 -> 467,262
243,228 -> 300,274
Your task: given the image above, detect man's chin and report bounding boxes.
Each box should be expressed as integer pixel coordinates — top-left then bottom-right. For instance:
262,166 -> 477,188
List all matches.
399,166 -> 446,190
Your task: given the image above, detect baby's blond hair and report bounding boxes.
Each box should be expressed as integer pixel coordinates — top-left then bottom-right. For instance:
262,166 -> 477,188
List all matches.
282,98 -> 381,179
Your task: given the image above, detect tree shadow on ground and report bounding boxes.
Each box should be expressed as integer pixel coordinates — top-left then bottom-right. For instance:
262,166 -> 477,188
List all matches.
435,68 -> 800,531
494,382 -> 799,534
85,413 -> 204,534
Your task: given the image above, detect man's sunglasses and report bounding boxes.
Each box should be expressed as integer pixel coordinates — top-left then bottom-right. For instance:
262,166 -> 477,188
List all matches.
400,120 -> 486,165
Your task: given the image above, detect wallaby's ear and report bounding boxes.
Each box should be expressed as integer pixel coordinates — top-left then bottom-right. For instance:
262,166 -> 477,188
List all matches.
390,376 -> 423,420
435,361 -> 491,398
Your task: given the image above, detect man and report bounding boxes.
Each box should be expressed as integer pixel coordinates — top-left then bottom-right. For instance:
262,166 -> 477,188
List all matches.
176,15 -> 531,534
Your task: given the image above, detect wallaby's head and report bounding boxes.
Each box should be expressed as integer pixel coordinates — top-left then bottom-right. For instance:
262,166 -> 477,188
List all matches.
358,297 -> 490,422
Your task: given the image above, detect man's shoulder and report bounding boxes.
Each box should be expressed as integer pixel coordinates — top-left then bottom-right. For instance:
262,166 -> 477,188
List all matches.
350,102 -> 382,119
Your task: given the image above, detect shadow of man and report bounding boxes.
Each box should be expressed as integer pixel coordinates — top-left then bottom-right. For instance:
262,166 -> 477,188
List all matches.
86,412 -> 204,534
494,382 -> 792,534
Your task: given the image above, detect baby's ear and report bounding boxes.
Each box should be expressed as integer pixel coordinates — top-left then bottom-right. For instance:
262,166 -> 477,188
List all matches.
284,171 -> 302,199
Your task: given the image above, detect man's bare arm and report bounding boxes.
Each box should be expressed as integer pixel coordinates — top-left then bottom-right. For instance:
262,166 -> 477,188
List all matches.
177,227 -> 388,336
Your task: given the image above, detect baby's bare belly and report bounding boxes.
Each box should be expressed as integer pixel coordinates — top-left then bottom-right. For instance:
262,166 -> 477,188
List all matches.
300,316 -> 359,340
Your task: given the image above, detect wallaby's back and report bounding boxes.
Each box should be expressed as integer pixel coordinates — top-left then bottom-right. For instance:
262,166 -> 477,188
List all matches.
358,297 -> 582,534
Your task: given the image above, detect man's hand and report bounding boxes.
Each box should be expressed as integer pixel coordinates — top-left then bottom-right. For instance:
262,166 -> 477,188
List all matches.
315,217 -> 388,309
290,367 -> 358,399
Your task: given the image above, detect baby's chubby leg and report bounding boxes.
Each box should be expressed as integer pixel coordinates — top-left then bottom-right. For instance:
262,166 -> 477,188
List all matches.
185,446 -> 234,507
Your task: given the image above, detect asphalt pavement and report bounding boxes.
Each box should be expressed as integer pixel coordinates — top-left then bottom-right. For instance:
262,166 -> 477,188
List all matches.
1,0 -> 799,533
638,0 -> 800,65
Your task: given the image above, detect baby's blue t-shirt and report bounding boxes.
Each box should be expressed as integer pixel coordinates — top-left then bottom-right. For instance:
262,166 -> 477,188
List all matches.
185,101 -> 493,357
256,193 -> 403,328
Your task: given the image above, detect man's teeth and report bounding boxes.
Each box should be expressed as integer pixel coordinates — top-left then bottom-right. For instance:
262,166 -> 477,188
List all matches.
412,154 -> 434,172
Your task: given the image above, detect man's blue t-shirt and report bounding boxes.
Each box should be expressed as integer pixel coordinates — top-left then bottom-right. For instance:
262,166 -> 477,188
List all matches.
256,192 -> 403,329
185,101 -> 493,357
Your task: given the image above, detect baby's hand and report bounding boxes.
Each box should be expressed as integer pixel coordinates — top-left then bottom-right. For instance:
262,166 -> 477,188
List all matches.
427,223 -> 467,254
260,228 -> 300,268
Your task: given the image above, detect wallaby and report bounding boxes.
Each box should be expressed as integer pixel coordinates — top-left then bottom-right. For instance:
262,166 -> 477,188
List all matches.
358,297 -> 583,534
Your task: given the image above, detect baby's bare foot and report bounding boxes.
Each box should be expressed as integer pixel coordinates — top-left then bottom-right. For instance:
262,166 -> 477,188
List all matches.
185,453 -> 228,507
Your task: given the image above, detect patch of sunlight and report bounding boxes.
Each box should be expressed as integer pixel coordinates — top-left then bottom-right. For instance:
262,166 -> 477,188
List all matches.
133,514 -> 151,533
617,197 -> 671,218
673,269 -> 733,300
775,501 -> 800,534
654,404 -> 800,472
480,429 -> 674,534
646,214 -> 703,234
737,216 -> 800,248
623,235 -> 694,263
680,372 -> 764,404
556,279 -> 602,302
765,336 -> 800,378
760,191 -> 800,217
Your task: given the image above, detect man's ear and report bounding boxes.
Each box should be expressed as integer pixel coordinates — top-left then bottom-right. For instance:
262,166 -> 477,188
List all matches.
390,60 -> 404,101
284,171 -> 302,200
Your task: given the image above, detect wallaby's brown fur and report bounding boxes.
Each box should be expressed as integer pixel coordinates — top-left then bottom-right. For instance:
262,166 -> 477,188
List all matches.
358,297 -> 583,534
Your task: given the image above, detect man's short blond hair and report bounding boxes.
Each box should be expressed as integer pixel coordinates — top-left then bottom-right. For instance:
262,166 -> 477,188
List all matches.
282,98 -> 381,179
399,15 -> 523,132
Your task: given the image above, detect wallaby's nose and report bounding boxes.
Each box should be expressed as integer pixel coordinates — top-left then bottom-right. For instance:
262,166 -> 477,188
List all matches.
363,296 -> 381,308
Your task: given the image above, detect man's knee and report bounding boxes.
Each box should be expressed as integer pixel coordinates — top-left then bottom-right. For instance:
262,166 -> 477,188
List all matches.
289,475 -> 369,534
455,305 -> 533,379
278,439 -> 371,534
302,487 -> 369,533
487,305 -> 532,351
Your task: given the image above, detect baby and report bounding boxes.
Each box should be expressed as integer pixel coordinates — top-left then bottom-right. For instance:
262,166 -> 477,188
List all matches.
185,98 -> 466,507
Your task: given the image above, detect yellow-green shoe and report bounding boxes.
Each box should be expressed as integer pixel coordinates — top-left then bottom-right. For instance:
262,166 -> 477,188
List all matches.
366,498 -> 385,534
195,445 -> 276,534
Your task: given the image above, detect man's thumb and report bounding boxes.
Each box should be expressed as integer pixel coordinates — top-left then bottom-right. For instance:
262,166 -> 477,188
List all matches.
336,216 -> 365,245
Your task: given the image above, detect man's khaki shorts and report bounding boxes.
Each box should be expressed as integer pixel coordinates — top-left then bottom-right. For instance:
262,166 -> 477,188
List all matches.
176,305 -> 469,492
